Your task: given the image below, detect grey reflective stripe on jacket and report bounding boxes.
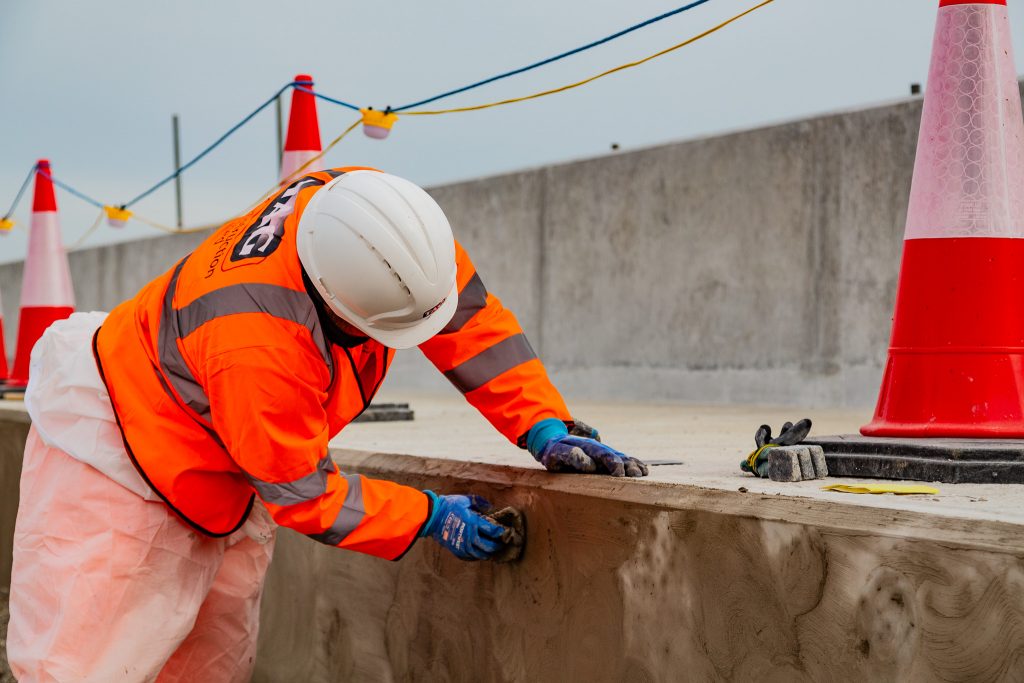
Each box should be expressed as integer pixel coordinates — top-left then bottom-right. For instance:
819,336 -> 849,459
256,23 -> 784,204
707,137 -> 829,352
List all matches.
156,258 -> 334,425
440,272 -> 487,334
245,452 -> 337,507
307,474 -> 366,546
443,333 -> 538,394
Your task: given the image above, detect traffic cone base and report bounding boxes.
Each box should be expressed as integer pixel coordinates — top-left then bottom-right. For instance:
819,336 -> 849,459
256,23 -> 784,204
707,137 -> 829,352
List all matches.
0,290 -> 9,381
8,307 -> 73,386
863,237 -> 1024,436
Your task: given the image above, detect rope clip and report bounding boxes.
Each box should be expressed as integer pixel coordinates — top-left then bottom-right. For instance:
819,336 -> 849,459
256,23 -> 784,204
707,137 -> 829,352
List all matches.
104,205 -> 133,228
360,107 -> 398,140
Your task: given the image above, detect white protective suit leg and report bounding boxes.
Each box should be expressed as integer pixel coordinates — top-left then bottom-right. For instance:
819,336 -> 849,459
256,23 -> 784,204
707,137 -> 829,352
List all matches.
155,535 -> 274,683
8,428 -> 275,682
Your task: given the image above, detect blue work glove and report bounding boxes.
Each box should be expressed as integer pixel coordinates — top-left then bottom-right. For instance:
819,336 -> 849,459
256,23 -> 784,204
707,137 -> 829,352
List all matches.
420,491 -> 507,561
527,418 -> 649,477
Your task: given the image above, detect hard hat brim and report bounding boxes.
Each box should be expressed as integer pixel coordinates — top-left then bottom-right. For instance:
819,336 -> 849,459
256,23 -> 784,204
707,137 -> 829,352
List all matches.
358,279 -> 458,349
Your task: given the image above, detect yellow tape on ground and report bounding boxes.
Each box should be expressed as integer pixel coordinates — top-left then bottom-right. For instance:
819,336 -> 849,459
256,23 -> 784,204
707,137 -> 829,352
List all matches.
822,483 -> 940,496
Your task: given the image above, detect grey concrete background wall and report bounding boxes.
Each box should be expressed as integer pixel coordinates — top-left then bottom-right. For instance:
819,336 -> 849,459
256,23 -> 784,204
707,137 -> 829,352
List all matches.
5,88 -> 1007,407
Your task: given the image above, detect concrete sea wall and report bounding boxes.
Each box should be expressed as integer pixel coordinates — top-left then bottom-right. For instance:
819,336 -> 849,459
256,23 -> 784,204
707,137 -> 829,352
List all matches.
1,84 -> 1020,407
1,413 -> 1022,681
253,450 -> 1024,682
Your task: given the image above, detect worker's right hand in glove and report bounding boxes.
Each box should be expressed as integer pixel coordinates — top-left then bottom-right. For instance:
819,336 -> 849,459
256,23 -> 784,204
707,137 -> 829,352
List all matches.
420,491 -> 507,561
526,418 -> 649,477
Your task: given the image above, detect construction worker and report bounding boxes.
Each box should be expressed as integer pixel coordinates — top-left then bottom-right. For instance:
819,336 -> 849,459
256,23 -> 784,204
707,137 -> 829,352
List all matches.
8,168 -> 648,682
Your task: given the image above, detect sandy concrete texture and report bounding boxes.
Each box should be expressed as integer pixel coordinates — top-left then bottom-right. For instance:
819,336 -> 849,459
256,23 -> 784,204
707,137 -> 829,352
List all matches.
255,448 -> 1024,683
13,87 -> 1024,408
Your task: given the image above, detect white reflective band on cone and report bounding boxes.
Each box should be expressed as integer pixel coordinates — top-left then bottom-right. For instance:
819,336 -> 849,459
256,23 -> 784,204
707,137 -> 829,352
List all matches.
905,3 -> 1024,239
21,211 -> 74,307
280,149 -> 321,185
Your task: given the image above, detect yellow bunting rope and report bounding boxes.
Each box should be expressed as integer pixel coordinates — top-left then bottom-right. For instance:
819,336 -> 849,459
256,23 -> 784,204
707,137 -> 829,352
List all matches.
130,214 -> 225,235
30,0 -> 776,242
67,209 -> 107,249
129,117 -> 364,235
402,0 -> 776,117
256,116 -> 363,203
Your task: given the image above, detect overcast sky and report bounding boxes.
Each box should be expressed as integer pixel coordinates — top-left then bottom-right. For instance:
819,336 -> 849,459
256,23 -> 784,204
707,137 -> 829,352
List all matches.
2,0 -> 1023,263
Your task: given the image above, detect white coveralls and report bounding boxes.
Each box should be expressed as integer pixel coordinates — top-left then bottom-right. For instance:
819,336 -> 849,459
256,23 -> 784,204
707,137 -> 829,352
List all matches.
7,312 -> 277,683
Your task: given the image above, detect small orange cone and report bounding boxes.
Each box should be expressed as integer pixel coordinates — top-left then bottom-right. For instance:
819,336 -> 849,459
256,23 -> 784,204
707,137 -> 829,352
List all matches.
0,288 -> 10,382
281,74 -> 322,183
862,0 -> 1024,436
9,160 -> 75,386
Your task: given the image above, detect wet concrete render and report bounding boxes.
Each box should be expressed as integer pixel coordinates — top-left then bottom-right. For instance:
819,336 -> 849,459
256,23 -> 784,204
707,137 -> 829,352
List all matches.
1,398 -> 1023,681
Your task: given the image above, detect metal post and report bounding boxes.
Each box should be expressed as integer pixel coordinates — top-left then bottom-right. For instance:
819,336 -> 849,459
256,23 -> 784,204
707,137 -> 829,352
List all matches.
172,114 -> 183,228
275,93 -> 284,174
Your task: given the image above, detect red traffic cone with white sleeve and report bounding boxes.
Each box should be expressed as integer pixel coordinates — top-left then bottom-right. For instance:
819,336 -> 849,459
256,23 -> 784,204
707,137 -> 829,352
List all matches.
280,74 -> 322,183
0,288 -> 10,382
862,0 -> 1024,436
9,160 -> 75,387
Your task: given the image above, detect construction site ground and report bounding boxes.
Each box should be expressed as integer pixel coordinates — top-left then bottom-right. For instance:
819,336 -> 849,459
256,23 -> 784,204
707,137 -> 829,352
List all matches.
335,391 -> 1024,529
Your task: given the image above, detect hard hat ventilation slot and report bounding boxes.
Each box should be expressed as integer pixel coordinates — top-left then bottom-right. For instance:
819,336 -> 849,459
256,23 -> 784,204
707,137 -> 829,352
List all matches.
358,234 -> 413,300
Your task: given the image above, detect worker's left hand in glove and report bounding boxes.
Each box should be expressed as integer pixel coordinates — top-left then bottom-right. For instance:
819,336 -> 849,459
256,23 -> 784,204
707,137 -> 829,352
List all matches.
526,418 -> 649,477
420,491 -> 507,561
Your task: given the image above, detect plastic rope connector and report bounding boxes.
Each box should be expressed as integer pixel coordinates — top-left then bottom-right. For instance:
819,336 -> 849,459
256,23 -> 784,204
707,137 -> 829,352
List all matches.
360,108 -> 398,140
0,217 -> 13,233
104,205 -> 133,228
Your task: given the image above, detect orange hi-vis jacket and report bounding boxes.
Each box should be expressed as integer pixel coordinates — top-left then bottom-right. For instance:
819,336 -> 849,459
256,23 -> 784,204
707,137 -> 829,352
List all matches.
94,167 -> 571,560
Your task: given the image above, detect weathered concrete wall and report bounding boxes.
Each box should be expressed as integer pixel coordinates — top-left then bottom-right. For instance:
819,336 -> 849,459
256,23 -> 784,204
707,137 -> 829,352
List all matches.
4,88 -> 1021,407
254,451 -> 1024,682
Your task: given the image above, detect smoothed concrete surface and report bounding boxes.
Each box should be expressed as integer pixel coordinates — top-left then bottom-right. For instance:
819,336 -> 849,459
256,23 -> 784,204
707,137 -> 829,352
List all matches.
337,392 -> 1023,528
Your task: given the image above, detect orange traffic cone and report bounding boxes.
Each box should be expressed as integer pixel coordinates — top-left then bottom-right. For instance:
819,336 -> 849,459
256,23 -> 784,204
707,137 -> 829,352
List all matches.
281,74 -> 322,183
0,288 -> 10,382
9,160 -> 75,387
862,0 -> 1024,437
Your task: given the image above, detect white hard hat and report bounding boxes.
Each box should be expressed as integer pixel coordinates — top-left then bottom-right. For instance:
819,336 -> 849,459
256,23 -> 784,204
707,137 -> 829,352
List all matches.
296,170 -> 458,349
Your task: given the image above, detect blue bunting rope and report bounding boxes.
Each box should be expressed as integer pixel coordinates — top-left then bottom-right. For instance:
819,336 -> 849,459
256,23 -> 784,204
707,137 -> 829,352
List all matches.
391,0 -> 713,111
36,168 -> 105,209
2,163 -> 38,219
4,0 -> 732,222
122,81 -> 300,207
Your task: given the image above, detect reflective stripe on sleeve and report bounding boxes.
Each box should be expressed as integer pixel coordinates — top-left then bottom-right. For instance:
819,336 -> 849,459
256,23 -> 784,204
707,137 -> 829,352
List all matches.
443,333 -> 538,394
307,474 -> 366,546
245,452 -> 336,506
440,272 -> 487,334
